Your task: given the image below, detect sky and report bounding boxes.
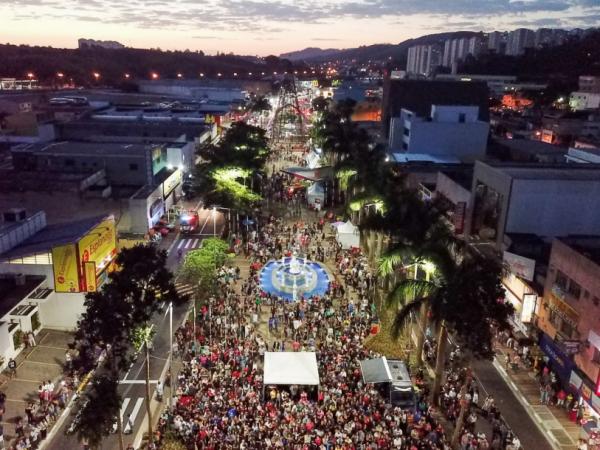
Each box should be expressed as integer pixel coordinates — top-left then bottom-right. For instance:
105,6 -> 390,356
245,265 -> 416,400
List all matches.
1,0 -> 599,56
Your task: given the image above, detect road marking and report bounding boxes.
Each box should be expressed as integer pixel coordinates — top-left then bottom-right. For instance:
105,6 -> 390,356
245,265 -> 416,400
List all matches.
177,240 -> 185,249
192,238 -> 199,248
119,380 -> 159,385
185,239 -> 193,249
120,397 -> 131,423
124,398 -> 144,433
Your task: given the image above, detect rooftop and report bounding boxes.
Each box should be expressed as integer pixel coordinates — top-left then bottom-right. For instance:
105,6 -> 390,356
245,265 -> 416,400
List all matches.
0,215 -> 108,261
0,274 -> 45,319
559,237 -> 600,267
390,153 -> 461,164
495,138 -> 568,156
13,141 -> 159,156
479,161 -> 600,181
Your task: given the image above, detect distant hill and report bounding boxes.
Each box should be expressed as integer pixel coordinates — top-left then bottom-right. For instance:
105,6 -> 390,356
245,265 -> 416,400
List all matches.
280,47 -> 342,61
279,32 -> 480,63
0,45 -> 300,87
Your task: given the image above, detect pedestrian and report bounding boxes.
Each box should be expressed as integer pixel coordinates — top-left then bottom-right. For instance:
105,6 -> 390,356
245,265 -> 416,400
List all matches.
65,351 -> 72,371
156,381 -> 163,402
7,359 -> 16,379
27,332 -> 36,347
125,414 -> 134,434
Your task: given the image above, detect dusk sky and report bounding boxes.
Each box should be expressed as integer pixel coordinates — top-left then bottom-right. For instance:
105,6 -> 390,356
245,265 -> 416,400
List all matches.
2,0 -> 599,56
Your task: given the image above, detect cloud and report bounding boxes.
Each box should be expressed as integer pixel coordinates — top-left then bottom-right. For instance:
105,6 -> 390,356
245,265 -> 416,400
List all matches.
2,0 -> 599,35
311,38 -> 343,41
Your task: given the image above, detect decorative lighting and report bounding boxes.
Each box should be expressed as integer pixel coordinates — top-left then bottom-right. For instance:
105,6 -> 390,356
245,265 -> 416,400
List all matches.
27,72 -> 35,79
57,72 -> 64,78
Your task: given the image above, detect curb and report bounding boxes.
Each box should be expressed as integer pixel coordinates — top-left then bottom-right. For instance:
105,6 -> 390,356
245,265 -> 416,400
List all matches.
491,357 -> 563,450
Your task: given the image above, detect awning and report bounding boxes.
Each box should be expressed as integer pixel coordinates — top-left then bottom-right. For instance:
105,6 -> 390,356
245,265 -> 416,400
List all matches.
359,357 -> 393,384
263,352 -> 319,386
280,166 -> 333,182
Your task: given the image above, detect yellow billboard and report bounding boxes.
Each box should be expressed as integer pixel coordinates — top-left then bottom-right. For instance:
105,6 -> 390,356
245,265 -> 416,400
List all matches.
77,218 -> 117,273
83,261 -> 97,292
52,244 -> 80,293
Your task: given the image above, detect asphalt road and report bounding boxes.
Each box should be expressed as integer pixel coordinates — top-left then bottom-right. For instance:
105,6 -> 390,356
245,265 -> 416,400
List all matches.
46,211 -> 226,450
471,358 -> 554,450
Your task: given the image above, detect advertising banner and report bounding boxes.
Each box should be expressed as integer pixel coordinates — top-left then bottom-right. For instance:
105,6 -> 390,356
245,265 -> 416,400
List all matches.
52,244 -> 80,293
77,219 -> 117,270
503,251 -> 536,281
83,261 -> 97,292
163,169 -> 182,198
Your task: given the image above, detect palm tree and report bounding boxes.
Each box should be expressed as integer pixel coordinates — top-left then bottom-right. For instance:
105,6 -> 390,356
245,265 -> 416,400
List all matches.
385,251 -> 513,403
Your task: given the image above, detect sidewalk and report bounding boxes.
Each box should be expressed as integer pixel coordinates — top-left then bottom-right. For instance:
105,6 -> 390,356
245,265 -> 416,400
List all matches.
493,344 -> 580,450
0,329 -> 70,443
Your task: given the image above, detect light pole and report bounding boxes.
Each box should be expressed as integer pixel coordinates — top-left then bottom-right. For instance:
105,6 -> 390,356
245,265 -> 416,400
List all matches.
168,301 -> 173,408
213,206 -> 217,236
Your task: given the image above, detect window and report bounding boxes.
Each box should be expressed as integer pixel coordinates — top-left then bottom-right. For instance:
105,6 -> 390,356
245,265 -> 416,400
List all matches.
555,270 -> 568,289
403,127 -> 410,136
458,113 -> 466,123
568,280 -> 581,300
129,163 -> 139,171
402,142 -> 408,150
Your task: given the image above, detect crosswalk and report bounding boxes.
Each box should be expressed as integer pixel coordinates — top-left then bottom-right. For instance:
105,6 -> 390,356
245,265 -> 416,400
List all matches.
176,237 -> 202,250
175,281 -> 195,298
113,397 -> 144,434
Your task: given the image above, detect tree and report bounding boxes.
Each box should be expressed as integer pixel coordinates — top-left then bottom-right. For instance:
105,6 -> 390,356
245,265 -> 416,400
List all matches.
76,376 -> 122,449
73,245 -> 186,448
385,251 -> 513,402
194,122 -> 270,213
179,238 -> 230,296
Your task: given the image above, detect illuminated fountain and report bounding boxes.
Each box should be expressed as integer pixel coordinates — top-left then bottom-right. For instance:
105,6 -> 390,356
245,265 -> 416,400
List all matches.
259,252 -> 330,301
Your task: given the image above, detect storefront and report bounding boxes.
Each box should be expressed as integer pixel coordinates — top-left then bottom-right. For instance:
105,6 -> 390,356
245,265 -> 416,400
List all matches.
539,332 -> 576,385
502,252 -> 539,339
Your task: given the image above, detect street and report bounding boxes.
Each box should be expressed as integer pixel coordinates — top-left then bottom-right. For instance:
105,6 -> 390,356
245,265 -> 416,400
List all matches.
45,212 -> 226,450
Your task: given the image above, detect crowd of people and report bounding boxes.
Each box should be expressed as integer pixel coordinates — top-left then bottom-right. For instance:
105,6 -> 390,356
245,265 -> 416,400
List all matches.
164,213 -> 453,449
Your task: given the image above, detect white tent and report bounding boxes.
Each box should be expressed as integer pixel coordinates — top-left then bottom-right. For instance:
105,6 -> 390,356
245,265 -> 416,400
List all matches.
306,182 -> 325,208
263,352 -> 320,386
336,220 -> 360,249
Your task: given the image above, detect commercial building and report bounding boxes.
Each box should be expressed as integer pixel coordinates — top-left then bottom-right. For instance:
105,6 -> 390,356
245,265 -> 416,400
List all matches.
537,238 -> 600,407
466,162 -> 600,249
0,211 -> 118,334
389,105 -> 489,162
137,79 -> 271,101
382,79 -> 490,137
406,45 -> 442,77
506,28 -> 535,56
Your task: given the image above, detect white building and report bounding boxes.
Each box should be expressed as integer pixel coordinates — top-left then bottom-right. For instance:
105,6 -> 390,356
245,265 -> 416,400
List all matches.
442,37 -> 482,68
506,29 -> 535,56
569,92 -> 600,111
406,45 -> 442,77
389,105 -> 489,162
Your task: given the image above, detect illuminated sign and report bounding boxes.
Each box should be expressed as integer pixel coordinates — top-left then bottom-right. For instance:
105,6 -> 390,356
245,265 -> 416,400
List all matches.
52,244 -> 80,293
84,261 -> 97,292
521,293 -> 537,323
163,169 -> 182,198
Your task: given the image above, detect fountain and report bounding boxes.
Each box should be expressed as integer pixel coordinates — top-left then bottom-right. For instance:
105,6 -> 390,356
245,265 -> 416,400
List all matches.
259,251 -> 331,301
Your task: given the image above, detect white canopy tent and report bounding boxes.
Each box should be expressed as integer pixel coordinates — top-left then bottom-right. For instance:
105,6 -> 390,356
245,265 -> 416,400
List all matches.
306,182 -> 325,208
336,220 -> 360,249
263,352 -> 320,386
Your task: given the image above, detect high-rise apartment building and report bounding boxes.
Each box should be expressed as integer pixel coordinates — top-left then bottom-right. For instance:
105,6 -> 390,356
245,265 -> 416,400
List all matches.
506,28 -> 535,55
406,44 -> 442,77
442,36 -> 483,68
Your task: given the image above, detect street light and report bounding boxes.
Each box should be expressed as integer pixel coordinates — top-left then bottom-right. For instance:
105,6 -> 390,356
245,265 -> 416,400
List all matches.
151,72 -> 159,80
213,206 -> 217,236
57,72 -> 64,79
27,72 -> 35,80
93,72 -> 100,80
124,73 -> 130,79
177,73 -> 183,78
199,72 -> 205,78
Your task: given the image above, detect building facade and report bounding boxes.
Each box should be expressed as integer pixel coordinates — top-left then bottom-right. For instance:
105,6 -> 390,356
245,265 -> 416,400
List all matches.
506,28 -> 535,56
389,105 -> 489,162
406,45 -> 442,77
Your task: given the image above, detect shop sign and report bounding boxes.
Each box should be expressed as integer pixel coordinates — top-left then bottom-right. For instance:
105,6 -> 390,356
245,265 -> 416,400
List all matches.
549,296 -> 579,327
571,370 -> 583,391
539,333 -> 575,383
503,251 -> 536,281
521,294 -> 536,323
51,243 -> 80,293
561,339 -> 581,355
77,219 -> 117,268
163,170 -> 182,198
